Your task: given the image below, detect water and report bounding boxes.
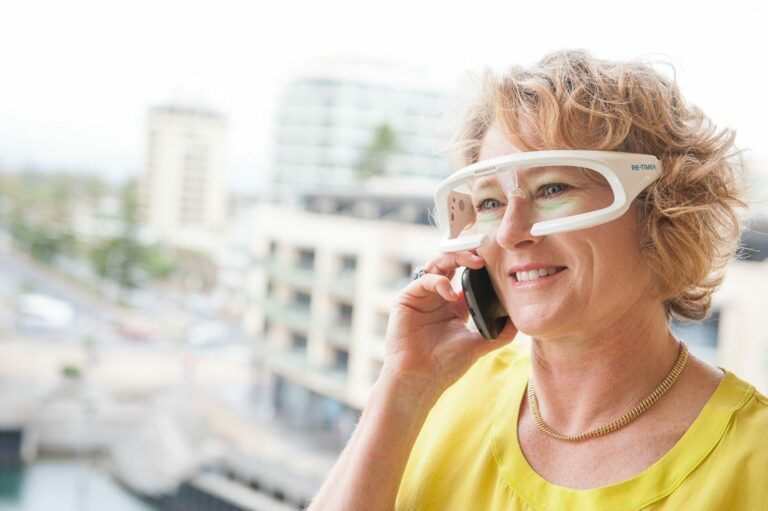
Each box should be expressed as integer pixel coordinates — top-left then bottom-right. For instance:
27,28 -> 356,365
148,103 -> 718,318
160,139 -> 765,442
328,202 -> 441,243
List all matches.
0,459 -> 161,511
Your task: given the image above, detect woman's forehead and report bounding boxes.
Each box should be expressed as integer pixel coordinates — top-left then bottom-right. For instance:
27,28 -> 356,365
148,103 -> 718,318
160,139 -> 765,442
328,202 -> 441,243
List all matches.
478,125 -> 522,161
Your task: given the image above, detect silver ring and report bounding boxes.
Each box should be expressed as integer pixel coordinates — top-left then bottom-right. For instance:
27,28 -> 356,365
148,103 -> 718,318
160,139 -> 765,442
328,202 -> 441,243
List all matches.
411,267 -> 427,281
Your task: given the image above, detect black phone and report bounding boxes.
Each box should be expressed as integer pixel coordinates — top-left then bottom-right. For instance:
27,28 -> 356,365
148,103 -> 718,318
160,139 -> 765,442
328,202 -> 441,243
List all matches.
461,266 -> 510,341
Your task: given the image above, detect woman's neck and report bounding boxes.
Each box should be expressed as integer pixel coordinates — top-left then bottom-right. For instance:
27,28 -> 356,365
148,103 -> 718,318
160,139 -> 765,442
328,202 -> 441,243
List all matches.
528,300 -> 680,436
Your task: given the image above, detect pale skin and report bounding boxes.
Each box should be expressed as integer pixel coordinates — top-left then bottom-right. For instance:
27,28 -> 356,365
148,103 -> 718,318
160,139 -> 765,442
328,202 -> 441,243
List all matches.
308,124 -> 724,509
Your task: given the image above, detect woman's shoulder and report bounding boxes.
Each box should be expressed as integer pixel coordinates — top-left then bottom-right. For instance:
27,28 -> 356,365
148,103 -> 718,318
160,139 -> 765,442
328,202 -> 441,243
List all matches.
732,372 -> 768,418
685,369 -> 768,501
714,370 -> 768,454
719,370 -> 768,417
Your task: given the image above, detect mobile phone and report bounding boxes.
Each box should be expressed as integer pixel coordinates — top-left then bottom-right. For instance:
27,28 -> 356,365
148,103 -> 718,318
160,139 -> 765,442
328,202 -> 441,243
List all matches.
461,267 -> 510,341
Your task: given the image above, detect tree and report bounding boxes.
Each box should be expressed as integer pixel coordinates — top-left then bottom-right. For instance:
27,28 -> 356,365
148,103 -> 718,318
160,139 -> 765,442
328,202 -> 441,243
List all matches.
90,179 -> 175,288
356,123 -> 399,180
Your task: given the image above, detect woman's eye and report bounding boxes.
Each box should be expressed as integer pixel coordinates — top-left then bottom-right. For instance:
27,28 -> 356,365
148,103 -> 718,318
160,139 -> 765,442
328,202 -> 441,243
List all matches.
540,183 -> 569,197
475,198 -> 503,211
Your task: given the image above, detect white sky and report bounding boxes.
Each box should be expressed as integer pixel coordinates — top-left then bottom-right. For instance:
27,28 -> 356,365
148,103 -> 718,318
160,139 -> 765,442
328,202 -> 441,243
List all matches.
0,0 -> 766,193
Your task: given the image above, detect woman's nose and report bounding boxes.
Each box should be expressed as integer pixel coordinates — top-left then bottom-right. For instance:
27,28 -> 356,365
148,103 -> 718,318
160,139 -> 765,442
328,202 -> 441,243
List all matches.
494,198 -> 543,250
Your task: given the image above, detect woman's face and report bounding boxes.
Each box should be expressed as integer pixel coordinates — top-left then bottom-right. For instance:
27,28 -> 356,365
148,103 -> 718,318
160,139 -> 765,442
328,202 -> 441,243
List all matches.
476,124 -> 659,338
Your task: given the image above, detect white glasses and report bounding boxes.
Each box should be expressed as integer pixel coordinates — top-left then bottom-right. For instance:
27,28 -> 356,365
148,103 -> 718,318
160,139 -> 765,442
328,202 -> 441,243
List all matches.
434,150 -> 661,253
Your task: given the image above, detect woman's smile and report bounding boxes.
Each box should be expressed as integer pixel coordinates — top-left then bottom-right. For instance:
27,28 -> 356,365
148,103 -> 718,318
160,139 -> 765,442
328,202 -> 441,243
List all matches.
508,266 -> 567,289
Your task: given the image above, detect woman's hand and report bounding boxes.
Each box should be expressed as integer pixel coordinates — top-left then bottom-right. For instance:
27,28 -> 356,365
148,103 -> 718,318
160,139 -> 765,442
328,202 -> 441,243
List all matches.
382,251 -> 518,394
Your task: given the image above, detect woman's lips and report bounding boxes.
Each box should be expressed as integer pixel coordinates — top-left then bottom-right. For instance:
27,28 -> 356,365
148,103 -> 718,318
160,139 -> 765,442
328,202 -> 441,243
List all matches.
509,267 -> 567,288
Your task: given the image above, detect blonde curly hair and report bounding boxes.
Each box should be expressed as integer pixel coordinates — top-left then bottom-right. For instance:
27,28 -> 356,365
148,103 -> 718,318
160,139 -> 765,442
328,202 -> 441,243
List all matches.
443,49 -> 750,323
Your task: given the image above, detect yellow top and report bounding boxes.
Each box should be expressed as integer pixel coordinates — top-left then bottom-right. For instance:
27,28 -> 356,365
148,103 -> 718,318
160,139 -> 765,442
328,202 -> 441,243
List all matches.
396,343 -> 768,510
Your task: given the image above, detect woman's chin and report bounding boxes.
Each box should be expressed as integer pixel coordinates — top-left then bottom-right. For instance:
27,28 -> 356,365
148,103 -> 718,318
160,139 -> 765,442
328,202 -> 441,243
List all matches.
511,321 -> 550,338
508,306 -> 566,337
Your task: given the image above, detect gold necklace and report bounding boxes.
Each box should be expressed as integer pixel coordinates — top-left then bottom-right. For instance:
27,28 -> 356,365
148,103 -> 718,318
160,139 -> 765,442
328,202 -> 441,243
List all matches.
527,340 -> 689,442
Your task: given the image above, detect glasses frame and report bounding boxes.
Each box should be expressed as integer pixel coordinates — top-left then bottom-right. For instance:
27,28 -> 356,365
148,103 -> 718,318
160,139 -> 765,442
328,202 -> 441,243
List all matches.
434,150 -> 662,253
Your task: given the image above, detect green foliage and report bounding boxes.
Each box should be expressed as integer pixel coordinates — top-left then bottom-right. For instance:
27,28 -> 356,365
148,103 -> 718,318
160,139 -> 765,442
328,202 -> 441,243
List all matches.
90,238 -> 141,288
61,364 -> 82,380
1,169 -> 102,263
8,215 -> 76,263
90,238 -> 175,287
89,179 -> 176,287
357,123 -> 399,180
141,246 -> 175,279
0,170 -> 177,289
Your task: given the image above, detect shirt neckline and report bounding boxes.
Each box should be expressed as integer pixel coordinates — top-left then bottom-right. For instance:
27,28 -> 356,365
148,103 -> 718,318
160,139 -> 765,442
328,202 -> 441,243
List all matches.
489,352 -> 753,510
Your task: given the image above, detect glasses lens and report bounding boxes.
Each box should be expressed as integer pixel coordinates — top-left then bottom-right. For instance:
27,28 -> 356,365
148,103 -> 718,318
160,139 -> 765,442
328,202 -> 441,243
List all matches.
445,165 -> 614,241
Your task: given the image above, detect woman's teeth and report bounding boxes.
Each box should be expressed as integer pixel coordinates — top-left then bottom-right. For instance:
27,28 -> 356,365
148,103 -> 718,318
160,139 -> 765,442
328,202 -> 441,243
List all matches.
515,267 -> 564,282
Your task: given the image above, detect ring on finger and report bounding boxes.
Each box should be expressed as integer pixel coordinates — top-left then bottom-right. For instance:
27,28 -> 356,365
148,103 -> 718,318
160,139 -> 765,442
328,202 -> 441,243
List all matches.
411,266 -> 427,281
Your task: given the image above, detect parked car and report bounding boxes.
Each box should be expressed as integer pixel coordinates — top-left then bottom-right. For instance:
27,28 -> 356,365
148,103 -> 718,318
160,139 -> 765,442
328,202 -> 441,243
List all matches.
16,293 -> 75,332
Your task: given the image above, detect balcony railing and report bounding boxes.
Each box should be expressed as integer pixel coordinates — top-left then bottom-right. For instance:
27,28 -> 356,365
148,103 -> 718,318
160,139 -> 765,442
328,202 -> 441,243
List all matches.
266,260 -> 315,289
255,343 -> 348,396
255,257 -> 357,299
320,271 -> 356,300
261,298 -> 311,334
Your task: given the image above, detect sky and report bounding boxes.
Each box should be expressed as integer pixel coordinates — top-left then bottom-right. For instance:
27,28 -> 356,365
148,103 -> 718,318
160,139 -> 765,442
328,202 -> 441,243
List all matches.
0,0 -> 766,194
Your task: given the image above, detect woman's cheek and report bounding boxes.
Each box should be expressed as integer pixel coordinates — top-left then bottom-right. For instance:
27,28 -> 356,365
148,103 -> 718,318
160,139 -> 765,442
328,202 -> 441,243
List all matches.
476,241 -> 502,268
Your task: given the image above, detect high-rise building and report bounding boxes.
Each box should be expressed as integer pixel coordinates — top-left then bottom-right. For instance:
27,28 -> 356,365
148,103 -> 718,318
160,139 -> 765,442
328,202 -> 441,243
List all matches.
241,191 -> 438,438
138,104 -> 229,253
271,59 -> 453,191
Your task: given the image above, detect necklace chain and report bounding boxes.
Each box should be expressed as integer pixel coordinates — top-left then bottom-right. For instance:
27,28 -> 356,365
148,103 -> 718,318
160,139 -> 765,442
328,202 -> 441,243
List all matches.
527,340 -> 689,442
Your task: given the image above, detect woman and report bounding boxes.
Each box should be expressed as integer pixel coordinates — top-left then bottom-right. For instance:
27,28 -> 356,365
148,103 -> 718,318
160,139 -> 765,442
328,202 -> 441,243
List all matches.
308,50 -> 767,510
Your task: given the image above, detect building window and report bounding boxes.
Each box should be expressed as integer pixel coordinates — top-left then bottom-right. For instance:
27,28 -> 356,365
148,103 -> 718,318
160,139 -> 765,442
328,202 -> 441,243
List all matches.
291,333 -> 308,353
340,254 -> 356,273
294,290 -> 311,310
338,303 -> 353,325
333,348 -> 349,372
297,248 -> 315,270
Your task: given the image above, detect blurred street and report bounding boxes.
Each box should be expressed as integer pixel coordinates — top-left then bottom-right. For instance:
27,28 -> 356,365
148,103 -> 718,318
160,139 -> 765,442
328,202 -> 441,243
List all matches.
0,236 -> 335,509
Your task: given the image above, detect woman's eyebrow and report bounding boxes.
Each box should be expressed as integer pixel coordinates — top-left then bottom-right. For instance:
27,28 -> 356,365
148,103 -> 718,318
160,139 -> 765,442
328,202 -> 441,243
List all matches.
469,177 -> 502,193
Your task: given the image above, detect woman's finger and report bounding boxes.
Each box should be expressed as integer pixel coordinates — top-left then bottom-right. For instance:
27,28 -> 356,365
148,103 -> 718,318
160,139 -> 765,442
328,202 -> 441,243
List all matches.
446,289 -> 471,320
401,273 -> 458,304
424,251 -> 485,277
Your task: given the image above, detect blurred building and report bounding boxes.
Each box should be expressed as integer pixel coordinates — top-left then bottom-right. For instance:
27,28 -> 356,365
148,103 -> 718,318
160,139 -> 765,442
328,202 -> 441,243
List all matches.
138,104 -> 229,254
271,59 -> 452,193
213,196 -> 253,321
234,183 -> 440,445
